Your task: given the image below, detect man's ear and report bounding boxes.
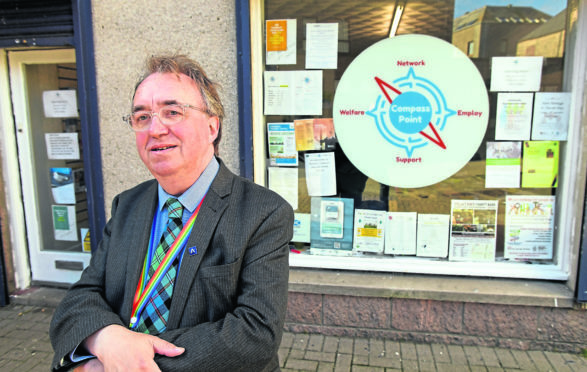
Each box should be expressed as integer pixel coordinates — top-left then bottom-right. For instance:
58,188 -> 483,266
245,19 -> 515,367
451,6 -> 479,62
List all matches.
207,116 -> 220,143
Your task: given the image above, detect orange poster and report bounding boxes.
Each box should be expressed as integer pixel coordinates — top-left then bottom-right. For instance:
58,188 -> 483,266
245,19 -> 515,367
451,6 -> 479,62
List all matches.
266,20 -> 287,51
294,119 -> 315,151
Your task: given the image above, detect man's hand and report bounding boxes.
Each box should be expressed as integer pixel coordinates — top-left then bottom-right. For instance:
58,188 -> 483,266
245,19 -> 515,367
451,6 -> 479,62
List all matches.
84,324 -> 185,371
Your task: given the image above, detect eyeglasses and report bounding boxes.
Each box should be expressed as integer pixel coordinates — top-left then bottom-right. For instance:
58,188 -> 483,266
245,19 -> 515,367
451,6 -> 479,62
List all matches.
123,103 -> 209,132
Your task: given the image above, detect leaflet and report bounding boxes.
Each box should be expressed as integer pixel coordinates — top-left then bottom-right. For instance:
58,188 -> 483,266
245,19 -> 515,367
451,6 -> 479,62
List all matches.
416,214 -> 450,258
306,23 -> 338,69
266,19 -> 297,65
264,70 -> 322,115
490,56 -> 543,92
449,200 -> 498,262
292,213 -> 311,243
268,166 -> 298,210
531,92 -> 571,140
505,195 -> 555,260
384,212 -> 417,255
268,122 -> 298,166
495,93 -> 533,140
485,141 -> 521,188
521,141 -> 559,188
304,152 -> 336,196
353,209 -> 385,253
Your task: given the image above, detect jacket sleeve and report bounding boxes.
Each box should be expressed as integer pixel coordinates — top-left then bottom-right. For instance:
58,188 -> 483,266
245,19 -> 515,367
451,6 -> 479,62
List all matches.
154,200 -> 293,372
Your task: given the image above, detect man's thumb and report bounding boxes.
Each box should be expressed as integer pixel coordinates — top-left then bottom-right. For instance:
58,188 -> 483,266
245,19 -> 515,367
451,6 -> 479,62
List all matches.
152,339 -> 185,357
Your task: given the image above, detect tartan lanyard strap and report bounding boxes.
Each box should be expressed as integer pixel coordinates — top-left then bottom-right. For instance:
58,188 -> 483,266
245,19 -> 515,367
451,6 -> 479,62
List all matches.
129,197 -> 205,329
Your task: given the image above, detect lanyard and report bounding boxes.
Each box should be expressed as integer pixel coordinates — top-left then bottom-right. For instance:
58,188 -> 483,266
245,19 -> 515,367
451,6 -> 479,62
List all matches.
129,196 -> 205,329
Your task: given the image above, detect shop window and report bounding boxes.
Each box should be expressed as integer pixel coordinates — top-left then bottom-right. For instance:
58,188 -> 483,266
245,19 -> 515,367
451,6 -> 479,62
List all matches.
252,0 -> 578,280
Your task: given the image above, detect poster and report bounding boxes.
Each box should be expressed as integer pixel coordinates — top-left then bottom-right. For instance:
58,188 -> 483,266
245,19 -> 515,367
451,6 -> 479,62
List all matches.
264,70 -> 322,115
45,133 -> 80,160
505,195 -> 555,260
43,90 -> 78,118
353,209 -> 385,253
495,93 -> 533,140
294,118 -> 336,151
52,205 -> 77,241
531,92 -> 571,140
310,197 -> 354,255
304,152 -> 336,196
485,141 -> 521,188
268,166 -> 298,210
292,213 -> 311,243
416,214 -> 450,258
333,35 -> 489,188
384,212 -> 417,255
268,122 -> 298,166
81,228 -> 91,252
490,56 -> 543,92
306,23 -> 338,69
449,200 -> 498,262
521,141 -> 559,188
50,167 -> 76,204
266,19 -> 297,65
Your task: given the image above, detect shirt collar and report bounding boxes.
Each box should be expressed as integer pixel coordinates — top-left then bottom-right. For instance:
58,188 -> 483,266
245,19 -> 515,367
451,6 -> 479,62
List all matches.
157,156 -> 219,213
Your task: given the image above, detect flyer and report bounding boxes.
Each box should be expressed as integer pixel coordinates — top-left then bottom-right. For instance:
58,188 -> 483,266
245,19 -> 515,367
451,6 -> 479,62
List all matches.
485,141 -> 521,188
50,167 -> 76,204
306,23 -> 338,69
267,122 -> 298,166
45,133 -> 80,160
495,93 -> 533,140
304,152 -> 336,196
521,141 -> 559,188
268,166 -> 298,210
384,212 -> 417,255
292,213 -> 311,243
52,205 -> 77,241
490,56 -> 543,92
505,195 -> 555,260
416,214 -> 450,258
310,197 -> 354,255
353,209 -> 385,253
449,200 -> 498,262
294,118 -> 336,151
266,19 -> 297,65
81,228 -> 91,252
43,90 -> 78,118
531,92 -> 571,140
264,70 -> 322,115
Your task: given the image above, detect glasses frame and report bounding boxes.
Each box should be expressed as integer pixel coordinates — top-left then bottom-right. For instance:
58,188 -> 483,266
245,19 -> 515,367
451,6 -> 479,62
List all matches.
122,103 -> 210,132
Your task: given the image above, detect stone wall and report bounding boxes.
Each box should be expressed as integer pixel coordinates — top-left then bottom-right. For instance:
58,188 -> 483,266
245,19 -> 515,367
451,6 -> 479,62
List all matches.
285,292 -> 587,353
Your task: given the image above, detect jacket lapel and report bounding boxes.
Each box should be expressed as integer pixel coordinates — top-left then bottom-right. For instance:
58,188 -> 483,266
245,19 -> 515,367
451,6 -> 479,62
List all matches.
167,162 -> 232,328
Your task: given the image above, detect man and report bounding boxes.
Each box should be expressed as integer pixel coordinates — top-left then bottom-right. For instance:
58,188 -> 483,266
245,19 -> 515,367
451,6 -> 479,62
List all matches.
50,54 -> 294,371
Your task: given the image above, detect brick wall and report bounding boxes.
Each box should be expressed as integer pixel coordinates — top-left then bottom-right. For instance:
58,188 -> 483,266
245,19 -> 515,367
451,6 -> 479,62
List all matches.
285,292 -> 587,353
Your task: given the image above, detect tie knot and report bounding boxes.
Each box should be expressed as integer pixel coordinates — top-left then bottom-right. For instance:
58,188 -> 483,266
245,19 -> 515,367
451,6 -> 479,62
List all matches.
165,198 -> 183,220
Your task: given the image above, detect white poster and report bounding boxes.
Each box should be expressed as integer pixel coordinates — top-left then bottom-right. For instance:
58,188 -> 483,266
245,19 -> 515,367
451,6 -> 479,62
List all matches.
416,214 -> 450,258
495,93 -> 533,140
449,200 -> 498,262
292,213 -> 311,243
268,122 -> 298,166
485,141 -> 521,188
531,92 -> 571,140
266,19 -> 297,65
43,90 -> 78,118
52,205 -> 77,241
304,152 -> 336,196
264,70 -> 323,115
384,212 -> 417,255
490,56 -> 543,92
268,166 -> 298,210
353,209 -> 385,253
306,23 -> 338,69
505,195 -> 555,260
45,133 -> 80,160
50,167 -> 76,204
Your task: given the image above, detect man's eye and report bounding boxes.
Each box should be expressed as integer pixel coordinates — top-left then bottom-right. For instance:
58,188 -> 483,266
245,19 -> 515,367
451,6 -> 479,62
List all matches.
163,109 -> 182,117
134,113 -> 151,122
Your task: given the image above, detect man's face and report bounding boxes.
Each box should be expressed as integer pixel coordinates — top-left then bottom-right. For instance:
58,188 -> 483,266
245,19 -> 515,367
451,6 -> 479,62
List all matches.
133,72 -> 219,193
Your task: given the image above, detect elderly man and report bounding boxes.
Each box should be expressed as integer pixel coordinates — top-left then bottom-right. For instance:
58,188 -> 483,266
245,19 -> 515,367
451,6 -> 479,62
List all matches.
50,54 -> 293,371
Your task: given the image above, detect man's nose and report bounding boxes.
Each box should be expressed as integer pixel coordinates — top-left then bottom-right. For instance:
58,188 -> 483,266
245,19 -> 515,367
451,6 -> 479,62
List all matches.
148,114 -> 168,136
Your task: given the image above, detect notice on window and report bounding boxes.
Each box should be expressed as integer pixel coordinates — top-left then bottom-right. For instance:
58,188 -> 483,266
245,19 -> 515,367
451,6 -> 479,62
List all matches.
50,167 -> 76,204
522,141 -> 559,188
490,56 -> 543,92
52,205 -> 77,241
306,23 -> 338,69
268,123 -> 298,166
310,197 -> 354,255
485,141 -> 521,188
268,166 -> 298,210
45,133 -> 80,160
353,209 -> 385,253
384,212 -> 417,255
266,19 -> 297,65
292,213 -> 311,243
81,228 -> 91,252
294,118 -> 336,151
505,195 -> 555,260
449,200 -> 498,262
416,214 -> 450,258
43,90 -> 78,118
304,152 -> 336,196
495,93 -> 533,140
531,92 -> 571,140
264,70 -> 322,115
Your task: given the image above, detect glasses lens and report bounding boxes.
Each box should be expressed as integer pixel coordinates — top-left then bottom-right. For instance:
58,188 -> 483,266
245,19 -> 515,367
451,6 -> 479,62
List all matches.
130,111 -> 151,130
160,105 -> 185,125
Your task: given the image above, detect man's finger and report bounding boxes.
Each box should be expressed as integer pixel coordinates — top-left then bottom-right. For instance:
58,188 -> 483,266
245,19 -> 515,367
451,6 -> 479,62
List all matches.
152,339 -> 185,357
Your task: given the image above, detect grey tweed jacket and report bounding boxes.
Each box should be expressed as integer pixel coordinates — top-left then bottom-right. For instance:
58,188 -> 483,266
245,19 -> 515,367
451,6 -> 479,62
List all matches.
50,160 -> 293,371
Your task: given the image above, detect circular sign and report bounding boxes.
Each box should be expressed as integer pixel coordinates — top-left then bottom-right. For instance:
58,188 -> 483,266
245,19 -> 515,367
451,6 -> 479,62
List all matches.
333,35 -> 489,188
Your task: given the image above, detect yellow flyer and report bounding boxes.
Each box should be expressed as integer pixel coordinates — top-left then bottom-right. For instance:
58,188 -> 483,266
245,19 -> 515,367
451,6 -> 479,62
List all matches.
266,20 -> 287,52
294,119 -> 315,151
521,141 -> 559,188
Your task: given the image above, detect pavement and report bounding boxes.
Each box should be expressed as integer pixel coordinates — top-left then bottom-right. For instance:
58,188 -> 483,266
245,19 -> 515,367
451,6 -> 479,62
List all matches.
0,287 -> 585,372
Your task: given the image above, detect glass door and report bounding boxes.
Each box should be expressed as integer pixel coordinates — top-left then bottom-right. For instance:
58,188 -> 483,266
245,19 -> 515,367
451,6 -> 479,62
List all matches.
8,49 -> 91,284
